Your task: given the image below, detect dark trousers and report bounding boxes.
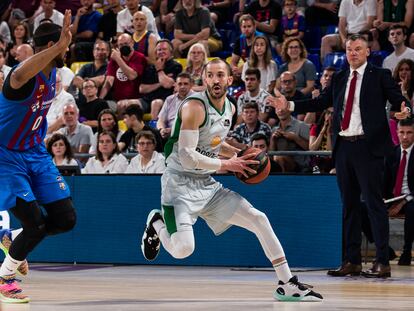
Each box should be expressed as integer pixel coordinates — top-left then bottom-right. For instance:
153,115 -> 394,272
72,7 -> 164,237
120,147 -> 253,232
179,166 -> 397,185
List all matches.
403,201 -> 414,253
335,138 -> 390,265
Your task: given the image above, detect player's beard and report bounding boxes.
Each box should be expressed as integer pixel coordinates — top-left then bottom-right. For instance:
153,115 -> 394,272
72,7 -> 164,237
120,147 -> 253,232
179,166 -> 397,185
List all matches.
207,84 -> 227,100
54,57 -> 65,68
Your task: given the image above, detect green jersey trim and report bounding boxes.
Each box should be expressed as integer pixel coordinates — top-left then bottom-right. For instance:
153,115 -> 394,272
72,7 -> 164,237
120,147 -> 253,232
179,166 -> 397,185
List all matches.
164,115 -> 182,160
162,205 -> 177,235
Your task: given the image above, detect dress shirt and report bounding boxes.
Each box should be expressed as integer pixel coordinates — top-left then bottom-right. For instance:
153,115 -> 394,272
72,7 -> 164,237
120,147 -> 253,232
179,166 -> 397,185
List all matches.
401,143 -> 413,201
339,62 -> 367,137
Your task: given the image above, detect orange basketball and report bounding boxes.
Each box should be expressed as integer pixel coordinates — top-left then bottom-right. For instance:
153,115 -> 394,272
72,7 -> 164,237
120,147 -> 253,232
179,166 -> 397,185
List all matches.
234,147 -> 271,184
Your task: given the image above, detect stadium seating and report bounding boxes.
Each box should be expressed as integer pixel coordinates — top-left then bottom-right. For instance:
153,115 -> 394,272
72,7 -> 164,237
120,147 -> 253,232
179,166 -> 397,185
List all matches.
70,62 -> 91,75
323,52 -> 348,70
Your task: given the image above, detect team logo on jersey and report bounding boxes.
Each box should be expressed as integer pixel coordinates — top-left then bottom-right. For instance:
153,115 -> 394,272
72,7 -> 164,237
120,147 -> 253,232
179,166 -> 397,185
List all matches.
39,84 -> 45,92
196,147 -> 218,158
59,182 -> 66,190
31,101 -> 40,112
116,68 -> 128,82
224,119 -> 230,127
210,136 -> 221,147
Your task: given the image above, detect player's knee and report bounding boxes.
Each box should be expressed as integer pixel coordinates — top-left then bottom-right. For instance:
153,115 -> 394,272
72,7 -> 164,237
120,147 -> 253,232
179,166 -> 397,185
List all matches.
172,240 -> 195,259
251,209 -> 270,227
170,231 -> 194,259
13,198 -> 48,239
55,209 -> 77,233
44,198 -> 77,235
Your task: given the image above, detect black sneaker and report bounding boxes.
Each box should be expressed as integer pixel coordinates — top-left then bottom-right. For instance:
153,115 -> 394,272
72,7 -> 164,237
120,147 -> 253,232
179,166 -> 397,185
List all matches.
141,209 -> 163,261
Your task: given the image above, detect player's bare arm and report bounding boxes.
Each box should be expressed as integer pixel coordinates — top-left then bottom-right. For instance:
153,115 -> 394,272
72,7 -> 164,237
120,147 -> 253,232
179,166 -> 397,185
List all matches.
179,100 -> 257,176
10,10 -> 72,90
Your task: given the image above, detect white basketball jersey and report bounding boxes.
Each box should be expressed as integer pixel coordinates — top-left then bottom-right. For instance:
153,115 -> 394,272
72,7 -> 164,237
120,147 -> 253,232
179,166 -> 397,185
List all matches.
164,91 -> 233,175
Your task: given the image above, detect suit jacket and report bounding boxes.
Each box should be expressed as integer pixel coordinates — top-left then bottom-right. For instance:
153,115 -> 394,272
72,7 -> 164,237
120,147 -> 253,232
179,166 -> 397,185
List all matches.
383,145 -> 414,199
294,63 -> 410,158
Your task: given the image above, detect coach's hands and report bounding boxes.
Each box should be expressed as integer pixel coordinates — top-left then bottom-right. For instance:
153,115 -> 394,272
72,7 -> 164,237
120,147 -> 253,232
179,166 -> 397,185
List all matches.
395,102 -> 412,120
266,90 -> 289,111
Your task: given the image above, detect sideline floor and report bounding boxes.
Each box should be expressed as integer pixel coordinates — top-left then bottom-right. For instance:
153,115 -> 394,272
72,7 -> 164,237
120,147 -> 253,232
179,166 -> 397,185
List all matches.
1,263 -> 413,311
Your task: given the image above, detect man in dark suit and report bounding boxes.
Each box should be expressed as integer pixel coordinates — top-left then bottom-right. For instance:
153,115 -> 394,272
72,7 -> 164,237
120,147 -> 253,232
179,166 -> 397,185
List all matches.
384,118 -> 414,266
267,34 -> 412,278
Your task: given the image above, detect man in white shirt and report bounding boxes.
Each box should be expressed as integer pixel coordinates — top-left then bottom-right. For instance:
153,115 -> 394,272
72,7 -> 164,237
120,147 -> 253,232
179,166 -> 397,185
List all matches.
116,0 -> 159,39
157,72 -> 194,139
383,25 -> 414,74
58,103 -> 94,154
384,118 -> 414,266
268,34 -> 411,278
33,0 -> 64,32
47,72 -> 76,135
236,67 -> 270,125
126,130 -> 165,173
321,0 -> 378,60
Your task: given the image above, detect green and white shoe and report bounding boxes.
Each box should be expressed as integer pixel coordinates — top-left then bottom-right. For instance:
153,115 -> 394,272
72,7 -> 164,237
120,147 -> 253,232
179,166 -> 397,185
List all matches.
274,276 -> 323,302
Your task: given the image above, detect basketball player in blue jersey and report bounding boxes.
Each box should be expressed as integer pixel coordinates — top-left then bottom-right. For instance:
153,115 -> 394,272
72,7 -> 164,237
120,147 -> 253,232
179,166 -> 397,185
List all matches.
0,11 -> 76,303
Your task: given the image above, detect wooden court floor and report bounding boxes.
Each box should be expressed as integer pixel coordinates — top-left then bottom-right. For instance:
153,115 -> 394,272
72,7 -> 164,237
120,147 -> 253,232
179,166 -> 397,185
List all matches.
0,263 -> 413,311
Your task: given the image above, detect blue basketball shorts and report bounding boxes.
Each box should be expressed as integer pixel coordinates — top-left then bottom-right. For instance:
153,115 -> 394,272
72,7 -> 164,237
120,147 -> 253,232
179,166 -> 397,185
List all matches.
0,144 -> 71,211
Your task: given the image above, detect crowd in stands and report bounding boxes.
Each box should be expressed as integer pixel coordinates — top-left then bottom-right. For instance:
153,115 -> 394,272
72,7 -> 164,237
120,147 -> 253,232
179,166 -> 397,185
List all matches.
0,0 -> 413,175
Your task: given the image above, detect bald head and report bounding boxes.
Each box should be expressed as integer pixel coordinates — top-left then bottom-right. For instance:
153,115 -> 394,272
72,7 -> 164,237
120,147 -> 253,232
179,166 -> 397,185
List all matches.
133,11 -> 147,32
279,71 -> 296,95
117,33 -> 133,46
16,44 -> 34,63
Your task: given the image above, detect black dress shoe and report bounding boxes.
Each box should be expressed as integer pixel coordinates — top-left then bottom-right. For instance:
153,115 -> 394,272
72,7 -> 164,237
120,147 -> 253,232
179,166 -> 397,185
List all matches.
361,263 -> 391,278
389,247 -> 397,261
398,252 -> 412,266
327,262 -> 362,277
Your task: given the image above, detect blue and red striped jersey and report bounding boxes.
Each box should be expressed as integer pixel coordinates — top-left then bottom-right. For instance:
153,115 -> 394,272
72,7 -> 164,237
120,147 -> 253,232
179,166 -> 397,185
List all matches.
0,68 -> 57,151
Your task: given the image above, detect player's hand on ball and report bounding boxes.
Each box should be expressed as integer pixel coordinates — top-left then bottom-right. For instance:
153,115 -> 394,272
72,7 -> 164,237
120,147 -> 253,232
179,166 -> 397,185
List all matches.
234,147 -> 271,184
222,152 -> 259,178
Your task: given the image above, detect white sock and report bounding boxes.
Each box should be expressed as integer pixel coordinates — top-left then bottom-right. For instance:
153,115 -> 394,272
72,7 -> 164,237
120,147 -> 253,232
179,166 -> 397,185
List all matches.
153,219 -> 165,235
11,228 -> 23,240
0,253 -> 23,277
273,260 -> 293,283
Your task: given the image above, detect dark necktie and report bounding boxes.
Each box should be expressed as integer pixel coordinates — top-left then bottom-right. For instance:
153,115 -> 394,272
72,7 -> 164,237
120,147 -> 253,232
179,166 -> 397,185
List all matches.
394,150 -> 407,197
341,71 -> 358,131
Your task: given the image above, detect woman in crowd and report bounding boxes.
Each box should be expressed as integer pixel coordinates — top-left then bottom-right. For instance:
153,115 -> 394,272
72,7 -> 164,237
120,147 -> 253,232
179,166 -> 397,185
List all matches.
389,58 -> 414,145
90,109 -> 124,154
185,43 -> 208,92
277,37 -> 316,96
126,131 -> 165,174
5,21 -> 30,67
83,131 -> 128,174
47,133 -> 79,167
393,59 -> 414,104
242,35 -> 278,93
309,108 -> 334,174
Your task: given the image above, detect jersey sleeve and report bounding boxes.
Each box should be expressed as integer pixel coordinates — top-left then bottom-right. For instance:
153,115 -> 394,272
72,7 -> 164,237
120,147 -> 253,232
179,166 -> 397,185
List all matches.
2,67 -> 36,101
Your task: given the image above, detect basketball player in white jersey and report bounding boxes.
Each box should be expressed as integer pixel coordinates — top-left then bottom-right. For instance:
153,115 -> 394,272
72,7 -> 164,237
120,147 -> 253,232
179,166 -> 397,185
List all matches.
141,59 -> 323,301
